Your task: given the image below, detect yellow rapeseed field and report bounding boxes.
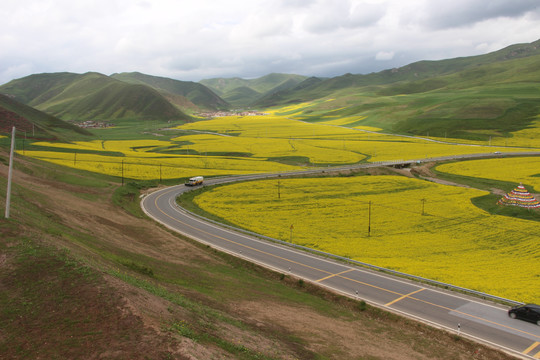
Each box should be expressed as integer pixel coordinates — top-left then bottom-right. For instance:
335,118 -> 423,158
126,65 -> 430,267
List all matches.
176,115 -> 518,163
436,157 -> 540,192
20,114 -> 534,180
20,147 -> 301,180
506,119 -> 540,148
193,175 -> 539,303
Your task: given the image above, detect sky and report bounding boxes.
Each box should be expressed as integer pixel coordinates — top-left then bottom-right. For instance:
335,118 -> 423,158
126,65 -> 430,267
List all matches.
1,0 -> 540,85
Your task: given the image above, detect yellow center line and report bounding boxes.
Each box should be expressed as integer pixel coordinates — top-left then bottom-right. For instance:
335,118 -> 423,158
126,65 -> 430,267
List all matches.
524,342 -> 540,357
151,188 -> 540,341
385,288 -> 425,306
316,268 -> 355,283
524,342 -> 539,354
339,273 -> 540,339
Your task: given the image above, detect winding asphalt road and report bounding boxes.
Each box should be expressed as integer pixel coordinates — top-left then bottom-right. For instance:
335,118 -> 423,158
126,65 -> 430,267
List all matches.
141,155 -> 540,359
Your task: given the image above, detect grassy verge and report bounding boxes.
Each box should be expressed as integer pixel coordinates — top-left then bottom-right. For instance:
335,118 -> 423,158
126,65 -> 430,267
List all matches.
112,181 -> 157,218
0,151 -> 517,359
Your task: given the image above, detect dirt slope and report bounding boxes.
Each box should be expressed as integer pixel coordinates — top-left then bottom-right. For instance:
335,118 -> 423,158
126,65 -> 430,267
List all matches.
0,151 -> 518,360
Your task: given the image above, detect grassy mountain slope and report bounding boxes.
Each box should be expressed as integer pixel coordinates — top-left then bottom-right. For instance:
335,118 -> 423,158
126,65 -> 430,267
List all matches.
219,86 -> 261,107
201,73 -> 308,107
0,94 -> 92,140
0,72 -> 190,122
258,39 -> 540,107
261,39 -> 540,141
111,72 -> 229,111
45,81 -> 186,122
0,72 -> 82,105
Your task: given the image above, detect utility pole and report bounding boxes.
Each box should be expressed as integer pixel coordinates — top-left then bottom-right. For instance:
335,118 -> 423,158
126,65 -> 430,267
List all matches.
121,159 -> 124,186
5,127 -> 15,219
367,201 -> 372,237
290,224 -> 294,242
278,180 -> 281,199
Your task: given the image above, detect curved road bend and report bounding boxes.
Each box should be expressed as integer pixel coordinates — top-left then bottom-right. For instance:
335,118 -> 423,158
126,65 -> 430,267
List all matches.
142,157 -> 540,360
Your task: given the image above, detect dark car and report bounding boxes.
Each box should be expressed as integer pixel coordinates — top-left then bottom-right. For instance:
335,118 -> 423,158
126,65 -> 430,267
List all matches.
508,304 -> 540,326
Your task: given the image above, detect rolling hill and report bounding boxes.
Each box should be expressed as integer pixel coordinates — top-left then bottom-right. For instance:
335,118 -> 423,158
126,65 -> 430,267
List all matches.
200,73 -> 309,107
0,72 -> 191,123
0,93 -> 92,140
255,39 -> 540,141
111,72 -> 229,111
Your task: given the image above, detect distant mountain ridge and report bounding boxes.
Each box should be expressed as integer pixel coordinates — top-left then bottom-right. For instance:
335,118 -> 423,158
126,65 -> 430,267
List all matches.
111,72 -> 229,111
254,39 -> 540,108
200,73 -> 309,107
254,38 -> 540,141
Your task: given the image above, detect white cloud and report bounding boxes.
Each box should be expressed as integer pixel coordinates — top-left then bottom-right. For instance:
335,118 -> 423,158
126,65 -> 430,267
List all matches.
0,0 -> 539,85
375,51 -> 395,61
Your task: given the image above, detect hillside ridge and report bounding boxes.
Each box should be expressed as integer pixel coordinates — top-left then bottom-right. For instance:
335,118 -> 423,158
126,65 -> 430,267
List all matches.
0,72 -> 191,123
0,93 -> 92,139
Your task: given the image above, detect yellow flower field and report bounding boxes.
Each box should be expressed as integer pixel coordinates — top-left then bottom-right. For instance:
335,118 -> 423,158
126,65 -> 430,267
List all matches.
178,115 -> 358,139
176,115 -> 520,163
436,157 -> 540,192
193,176 -> 539,303
20,149 -> 301,180
18,114 -> 537,180
172,134 -> 366,165
506,118 -> 540,148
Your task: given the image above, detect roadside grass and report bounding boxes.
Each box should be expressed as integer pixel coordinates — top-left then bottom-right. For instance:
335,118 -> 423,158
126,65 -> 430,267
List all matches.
0,151 -> 518,359
112,180 -> 158,218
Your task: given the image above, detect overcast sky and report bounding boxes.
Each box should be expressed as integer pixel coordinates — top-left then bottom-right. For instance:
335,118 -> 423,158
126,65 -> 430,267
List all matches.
1,0 -> 540,85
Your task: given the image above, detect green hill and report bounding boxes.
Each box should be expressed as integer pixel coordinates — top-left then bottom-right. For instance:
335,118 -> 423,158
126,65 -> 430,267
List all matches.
111,72 -> 229,111
0,93 -> 92,140
256,39 -> 540,141
200,73 -> 308,107
219,86 -> 261,107
0,72 -> 190,122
